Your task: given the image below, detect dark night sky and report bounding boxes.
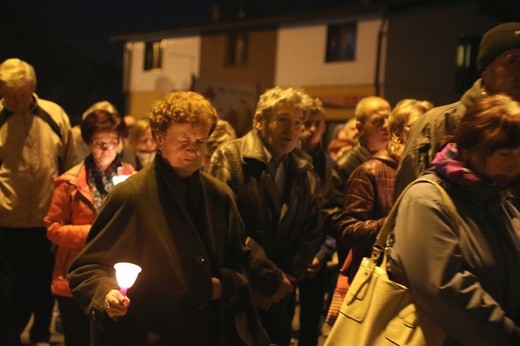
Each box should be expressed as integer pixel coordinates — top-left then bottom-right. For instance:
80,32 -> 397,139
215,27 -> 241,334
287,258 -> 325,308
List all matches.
6,0 -> 513,123
0,0 -> 222,123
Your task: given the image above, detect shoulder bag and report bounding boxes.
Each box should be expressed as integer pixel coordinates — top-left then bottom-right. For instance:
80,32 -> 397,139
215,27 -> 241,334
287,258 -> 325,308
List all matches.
324,178 -> 458,346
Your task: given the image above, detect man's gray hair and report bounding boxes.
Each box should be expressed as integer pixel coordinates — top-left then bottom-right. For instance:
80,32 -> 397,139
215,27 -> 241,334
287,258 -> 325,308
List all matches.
255,86 -> 313,122
0,58 -> 37,91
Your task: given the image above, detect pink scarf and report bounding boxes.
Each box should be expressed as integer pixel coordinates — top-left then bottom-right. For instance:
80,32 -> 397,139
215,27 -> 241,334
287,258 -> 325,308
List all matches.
431,143 -> 486,186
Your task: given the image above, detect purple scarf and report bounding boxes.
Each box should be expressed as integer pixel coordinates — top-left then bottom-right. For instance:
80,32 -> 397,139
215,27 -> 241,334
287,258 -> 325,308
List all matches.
431,143 -> 486,186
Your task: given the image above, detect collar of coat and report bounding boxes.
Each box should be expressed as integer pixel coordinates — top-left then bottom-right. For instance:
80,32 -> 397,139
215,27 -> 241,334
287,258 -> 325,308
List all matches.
239,129 -> 314,171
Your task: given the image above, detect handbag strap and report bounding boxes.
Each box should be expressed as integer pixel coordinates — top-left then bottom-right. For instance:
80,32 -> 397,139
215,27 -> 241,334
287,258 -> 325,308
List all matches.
339,249 -> 353,275
370,177 -> 459,265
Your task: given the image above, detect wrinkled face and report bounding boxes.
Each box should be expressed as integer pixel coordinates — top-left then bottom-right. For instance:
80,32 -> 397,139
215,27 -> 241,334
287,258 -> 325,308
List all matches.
361,100 -> 391,151
468,147 -> 520,187
482,48 -> 520,102
89,131 -> 120,171
2,86 -> 34,113
301,111 -> 326,149
155,122 -> 210,178
257,102 -> 304,160
136,128 -> 157,153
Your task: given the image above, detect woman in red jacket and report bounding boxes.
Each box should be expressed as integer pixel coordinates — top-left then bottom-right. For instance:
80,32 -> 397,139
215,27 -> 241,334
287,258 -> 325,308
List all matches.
44,109 -> 135,346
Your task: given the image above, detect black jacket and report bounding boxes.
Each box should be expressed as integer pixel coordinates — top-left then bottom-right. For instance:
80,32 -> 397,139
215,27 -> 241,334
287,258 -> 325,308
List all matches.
207,129 -> 323,294
68,154 -> 270,345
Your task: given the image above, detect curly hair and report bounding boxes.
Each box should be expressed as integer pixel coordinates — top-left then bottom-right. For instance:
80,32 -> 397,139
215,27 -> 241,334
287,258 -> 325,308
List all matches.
148,91 -> 218,140
308,97 -> 326,118
254,86 -> 313,124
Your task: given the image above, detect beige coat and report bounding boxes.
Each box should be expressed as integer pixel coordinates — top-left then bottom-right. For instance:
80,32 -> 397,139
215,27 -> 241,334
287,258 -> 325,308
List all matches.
0,94 -> 79,227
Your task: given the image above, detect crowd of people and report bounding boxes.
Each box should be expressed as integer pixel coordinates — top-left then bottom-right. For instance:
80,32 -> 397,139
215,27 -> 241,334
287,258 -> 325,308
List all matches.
0,21 -> 519,346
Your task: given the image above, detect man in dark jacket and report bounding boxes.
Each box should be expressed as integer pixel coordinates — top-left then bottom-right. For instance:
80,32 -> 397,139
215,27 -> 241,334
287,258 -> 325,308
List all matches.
68,91 -> 270,345
207,86 -> 323,346
297,97 -> 336,346
394,22 -> 520,201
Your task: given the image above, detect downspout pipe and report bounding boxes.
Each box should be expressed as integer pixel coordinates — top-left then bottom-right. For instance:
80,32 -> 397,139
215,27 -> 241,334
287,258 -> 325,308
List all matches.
375,13 -> 389,97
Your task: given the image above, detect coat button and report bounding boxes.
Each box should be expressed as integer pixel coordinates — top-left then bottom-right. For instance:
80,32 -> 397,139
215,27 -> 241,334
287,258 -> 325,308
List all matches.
198,302 -> 206,310
89,310 -> 96,321
195,255 -> 205,264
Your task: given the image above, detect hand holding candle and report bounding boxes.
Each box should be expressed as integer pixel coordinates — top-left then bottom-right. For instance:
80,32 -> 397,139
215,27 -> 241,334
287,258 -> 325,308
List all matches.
114,262 -> 142,296
105,262 -> 141,320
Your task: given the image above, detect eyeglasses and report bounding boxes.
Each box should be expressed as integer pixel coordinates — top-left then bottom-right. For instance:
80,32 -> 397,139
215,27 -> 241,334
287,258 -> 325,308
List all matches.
92,139 -> 119,151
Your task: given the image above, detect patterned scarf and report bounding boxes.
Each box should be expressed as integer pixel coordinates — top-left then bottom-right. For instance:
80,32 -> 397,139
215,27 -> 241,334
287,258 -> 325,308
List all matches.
431,143 -> 486,187
85,154 -> 122,213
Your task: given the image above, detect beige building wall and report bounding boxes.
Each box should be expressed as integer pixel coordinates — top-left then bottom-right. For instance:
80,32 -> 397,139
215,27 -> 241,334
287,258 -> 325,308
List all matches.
199,29 -> 277,93
276,17 -> 383,121
275,17 -> 384,87
124,37 -> 201,117
127,92 -> 164,119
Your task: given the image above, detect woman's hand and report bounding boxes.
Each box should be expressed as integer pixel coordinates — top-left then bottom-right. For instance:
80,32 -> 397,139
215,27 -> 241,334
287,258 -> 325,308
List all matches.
104,289 -> 130,320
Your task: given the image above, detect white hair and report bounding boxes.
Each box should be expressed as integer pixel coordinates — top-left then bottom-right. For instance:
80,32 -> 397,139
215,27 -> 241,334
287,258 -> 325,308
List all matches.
0,58 -> 37,92
82,100 -> 119,119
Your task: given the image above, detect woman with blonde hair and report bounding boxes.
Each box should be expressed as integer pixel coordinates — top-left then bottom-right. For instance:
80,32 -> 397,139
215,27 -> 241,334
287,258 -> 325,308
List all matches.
388,99 -> 433,155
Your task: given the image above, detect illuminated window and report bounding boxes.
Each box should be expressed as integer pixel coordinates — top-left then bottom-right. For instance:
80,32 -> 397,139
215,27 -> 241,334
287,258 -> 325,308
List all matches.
455,36 -> 479,94
325,22 -> 357,62
144,41 -> 163,71
226,33 -> 249,67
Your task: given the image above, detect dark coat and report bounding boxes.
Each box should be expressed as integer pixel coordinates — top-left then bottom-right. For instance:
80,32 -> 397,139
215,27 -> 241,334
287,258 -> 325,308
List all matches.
392,79 -> 481,200
207,129 -> 323,294
326,141 -> 374,210
306,144 -> 337,263
322,141 -> 374,264
68,154 -> 269,346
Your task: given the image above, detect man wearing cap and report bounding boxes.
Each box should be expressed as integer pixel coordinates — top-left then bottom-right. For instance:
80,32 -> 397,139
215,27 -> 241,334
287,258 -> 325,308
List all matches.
394,22 -> 520,200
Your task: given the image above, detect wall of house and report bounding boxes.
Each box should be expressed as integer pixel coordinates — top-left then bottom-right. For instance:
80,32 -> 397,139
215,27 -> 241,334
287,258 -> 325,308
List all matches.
274,16 -> 383,121
384,1 -> 499,107
125,36 -> 201,117
199,29 -> 277,94
275,17 -> 384,86
123,1 -> 501,121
